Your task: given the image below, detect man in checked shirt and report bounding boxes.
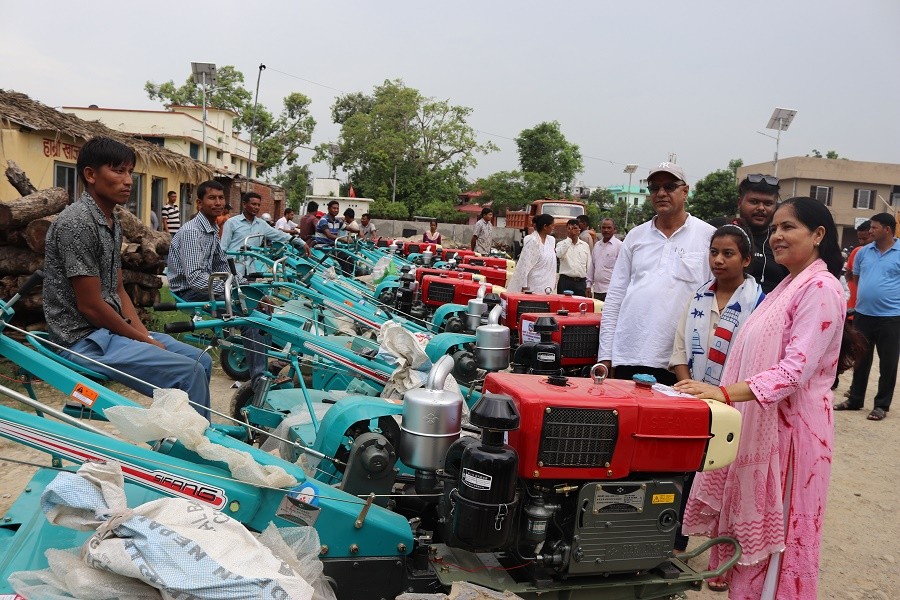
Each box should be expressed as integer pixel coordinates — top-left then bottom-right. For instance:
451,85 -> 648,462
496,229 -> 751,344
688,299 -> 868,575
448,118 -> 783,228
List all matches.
168,180 -> 267,390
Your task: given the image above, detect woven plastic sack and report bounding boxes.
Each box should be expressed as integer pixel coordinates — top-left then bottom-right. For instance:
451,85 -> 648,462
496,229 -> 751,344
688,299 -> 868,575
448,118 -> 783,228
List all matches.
105,388 -> 297,489
23,461 -> 316,600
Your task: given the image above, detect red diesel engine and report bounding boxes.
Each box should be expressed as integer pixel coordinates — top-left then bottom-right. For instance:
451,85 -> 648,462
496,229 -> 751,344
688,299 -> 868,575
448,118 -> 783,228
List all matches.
458,264 -> 508,288
501,291 -> 597,338
441,248 -> 476,262
462,255 -> 509,270
413,268 -> 474,287
420,275 -> 492,309
403,241 -> 439,257
432,371 -> 740,583
518,309 -> 602,371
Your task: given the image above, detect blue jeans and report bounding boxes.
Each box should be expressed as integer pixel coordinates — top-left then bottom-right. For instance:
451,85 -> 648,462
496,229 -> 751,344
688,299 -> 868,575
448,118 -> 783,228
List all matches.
64,329 -> 213,419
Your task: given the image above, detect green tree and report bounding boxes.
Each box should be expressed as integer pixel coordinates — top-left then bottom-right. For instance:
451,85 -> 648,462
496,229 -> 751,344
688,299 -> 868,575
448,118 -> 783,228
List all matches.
515,121 -> 584,194
588,187 -> 616,211
319,79 -> 497,215
689,159 -> 743,222
145,67 -> 315,175
369,199 -> 411,220
274,165 -> 310,211
807,149 -> 844,159
417,199 -> 468,224
602,197 -> 654,233
473,170 -> 558,215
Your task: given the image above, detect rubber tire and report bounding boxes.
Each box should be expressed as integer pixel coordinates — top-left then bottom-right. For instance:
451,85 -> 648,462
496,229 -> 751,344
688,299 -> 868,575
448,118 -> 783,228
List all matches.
230,381 -> 254,420
230,381 -> 269,446
220,338 -> 250,381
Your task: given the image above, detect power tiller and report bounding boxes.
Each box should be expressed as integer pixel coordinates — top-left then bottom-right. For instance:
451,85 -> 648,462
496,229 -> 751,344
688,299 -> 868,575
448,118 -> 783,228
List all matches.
0,276 -> 741,599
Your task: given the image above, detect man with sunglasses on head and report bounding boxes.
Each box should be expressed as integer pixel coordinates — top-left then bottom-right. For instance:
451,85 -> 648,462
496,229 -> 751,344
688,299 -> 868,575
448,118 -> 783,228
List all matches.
598,163 -> 714,385
733,174 -> 788,294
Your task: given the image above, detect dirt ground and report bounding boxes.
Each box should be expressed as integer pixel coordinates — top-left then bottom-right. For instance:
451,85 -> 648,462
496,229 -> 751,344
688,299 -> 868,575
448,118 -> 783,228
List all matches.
0,356 -> 897,599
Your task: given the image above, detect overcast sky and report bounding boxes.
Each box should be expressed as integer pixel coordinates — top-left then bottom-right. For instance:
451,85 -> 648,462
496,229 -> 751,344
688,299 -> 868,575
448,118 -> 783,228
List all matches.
3,0 -> 898,189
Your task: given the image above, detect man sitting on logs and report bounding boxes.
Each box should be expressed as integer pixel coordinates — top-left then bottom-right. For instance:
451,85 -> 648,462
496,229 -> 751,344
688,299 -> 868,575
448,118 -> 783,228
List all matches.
42,137 -> 213,417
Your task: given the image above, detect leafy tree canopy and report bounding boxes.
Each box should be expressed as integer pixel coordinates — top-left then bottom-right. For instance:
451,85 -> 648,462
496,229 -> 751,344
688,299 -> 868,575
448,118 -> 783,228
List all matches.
369,199 -> 412,220
588,187 -> 616,211
689,159 -> 743,222
145,66 -> 315,175
807,149 -> 843,159
472,170 -> 558,215
274,165 -> 310,211
317,79 -> 497,216
417,199 -> 469,224
515,121 -> 584,195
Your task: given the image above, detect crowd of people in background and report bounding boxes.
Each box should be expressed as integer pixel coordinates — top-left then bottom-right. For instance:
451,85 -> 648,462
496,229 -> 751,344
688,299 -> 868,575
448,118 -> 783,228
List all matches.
71,138 -> 895,599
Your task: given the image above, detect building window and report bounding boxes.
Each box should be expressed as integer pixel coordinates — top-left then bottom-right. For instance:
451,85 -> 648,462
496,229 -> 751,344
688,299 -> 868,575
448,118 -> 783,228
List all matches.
853,189 -> 875,209
126,173 -> 144,216
54,162 -> 79,201
810,185 -> 833,206
189,143 -> 199,160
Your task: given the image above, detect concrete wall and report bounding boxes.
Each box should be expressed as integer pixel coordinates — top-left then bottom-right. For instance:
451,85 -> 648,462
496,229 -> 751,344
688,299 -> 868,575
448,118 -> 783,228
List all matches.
368,218 -> 519,247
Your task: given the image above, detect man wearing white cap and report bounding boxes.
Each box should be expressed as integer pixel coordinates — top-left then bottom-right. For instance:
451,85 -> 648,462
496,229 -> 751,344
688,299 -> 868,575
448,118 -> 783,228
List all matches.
598,162 -> 714,385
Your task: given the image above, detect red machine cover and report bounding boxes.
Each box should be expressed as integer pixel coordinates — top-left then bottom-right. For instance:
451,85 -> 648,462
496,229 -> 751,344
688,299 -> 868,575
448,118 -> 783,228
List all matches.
483,373 -> 712,480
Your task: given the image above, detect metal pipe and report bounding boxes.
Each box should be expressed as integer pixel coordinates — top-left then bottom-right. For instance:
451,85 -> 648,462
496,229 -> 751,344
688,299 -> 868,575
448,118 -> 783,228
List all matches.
425,354 -> 455,391
0,383 -> 111,437
246,64 -> 266,191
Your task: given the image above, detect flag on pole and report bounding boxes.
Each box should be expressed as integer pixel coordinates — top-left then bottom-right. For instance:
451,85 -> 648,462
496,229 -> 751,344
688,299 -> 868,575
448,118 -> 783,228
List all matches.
348,185 -> 357,198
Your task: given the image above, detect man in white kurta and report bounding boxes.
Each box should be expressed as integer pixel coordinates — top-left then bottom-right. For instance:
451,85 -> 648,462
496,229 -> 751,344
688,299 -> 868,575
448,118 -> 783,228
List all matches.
507,214 -> 557,293
598,163 -> 714,386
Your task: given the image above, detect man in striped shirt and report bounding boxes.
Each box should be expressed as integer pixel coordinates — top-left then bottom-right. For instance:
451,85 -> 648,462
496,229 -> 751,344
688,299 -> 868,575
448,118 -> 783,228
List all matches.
161,190 -> 181,234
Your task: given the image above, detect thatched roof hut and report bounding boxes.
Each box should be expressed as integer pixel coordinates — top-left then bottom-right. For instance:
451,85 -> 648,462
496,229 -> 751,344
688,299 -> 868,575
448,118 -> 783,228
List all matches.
0,89 -> 213,181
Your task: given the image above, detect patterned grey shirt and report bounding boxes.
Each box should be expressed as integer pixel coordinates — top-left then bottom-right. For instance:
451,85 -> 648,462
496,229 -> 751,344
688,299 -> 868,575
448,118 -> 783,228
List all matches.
43,192 -> 123,347
168,212 -> 241,297
472,218 -> 493,254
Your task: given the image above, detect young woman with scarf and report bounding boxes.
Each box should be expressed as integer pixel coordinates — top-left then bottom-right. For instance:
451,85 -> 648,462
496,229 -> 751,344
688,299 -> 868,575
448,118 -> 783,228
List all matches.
674,198 -> 863,599
668,224 -> 764,581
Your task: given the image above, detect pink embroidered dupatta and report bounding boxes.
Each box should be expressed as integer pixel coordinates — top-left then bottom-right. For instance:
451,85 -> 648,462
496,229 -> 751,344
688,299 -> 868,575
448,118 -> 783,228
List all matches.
683,259 -> 830,566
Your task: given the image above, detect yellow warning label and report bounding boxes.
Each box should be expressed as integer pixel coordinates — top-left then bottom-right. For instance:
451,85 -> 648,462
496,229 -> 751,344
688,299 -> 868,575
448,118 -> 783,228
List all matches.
652,493 -> 675,504
71,383 -> 99,407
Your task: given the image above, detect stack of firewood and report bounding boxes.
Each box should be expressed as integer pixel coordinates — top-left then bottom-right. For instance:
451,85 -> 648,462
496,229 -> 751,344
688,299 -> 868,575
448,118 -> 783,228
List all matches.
1,161 -> 168,329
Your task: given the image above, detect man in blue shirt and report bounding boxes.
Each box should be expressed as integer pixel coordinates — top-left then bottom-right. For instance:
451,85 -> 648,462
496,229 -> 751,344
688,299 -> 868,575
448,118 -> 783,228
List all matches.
221,192 -> 308,275
169,182 -> 269,389
313,200 -> 345,247
838,212 -> 900,421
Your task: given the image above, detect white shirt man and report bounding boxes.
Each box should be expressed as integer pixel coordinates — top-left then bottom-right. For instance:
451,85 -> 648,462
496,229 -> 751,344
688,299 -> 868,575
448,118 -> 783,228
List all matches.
274,210 -> 299,235
598,163 -> 714,386
556,220 -> 592,296
588,218 -> 623,300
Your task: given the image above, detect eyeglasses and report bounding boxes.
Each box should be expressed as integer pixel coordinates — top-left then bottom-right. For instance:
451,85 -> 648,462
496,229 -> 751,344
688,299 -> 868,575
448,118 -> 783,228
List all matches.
648,182 -> 686,194
746,174 -> 779,186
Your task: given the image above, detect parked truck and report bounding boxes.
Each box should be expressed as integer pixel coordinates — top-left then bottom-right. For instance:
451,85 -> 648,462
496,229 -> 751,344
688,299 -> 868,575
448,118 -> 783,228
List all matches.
505,198 -> 586,256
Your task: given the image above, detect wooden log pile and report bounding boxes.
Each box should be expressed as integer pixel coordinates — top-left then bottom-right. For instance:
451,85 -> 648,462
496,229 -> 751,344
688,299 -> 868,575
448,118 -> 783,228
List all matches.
1,161 -> 168,329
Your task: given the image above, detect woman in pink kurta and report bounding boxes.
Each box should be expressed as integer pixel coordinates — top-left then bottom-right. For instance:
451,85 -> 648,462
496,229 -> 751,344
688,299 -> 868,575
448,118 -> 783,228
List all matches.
675,197 -> 859,599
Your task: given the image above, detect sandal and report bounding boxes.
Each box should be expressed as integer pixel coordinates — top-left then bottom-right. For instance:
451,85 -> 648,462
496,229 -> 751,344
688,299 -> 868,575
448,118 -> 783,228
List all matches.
834,401 -> 860,411
707,577 -> 729,592
867,408 -> 887,421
